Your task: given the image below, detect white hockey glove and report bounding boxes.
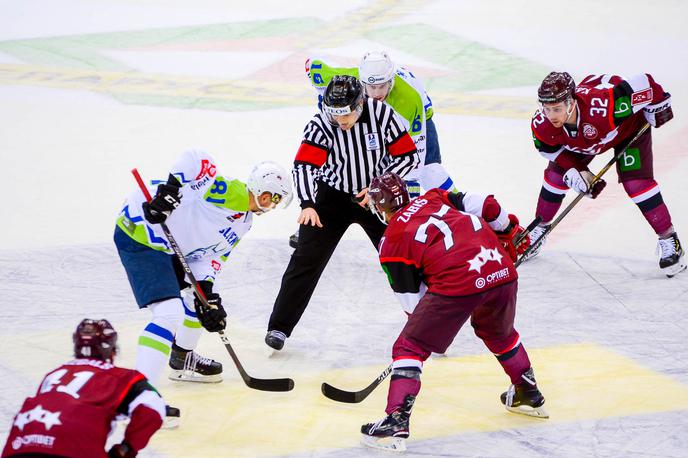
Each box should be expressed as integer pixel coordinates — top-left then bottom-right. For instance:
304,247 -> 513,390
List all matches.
643,94 -> 673,128
563,168 -> 606,199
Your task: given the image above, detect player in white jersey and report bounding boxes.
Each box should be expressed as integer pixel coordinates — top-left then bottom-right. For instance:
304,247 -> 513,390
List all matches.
306,51 -> 457,197
114,150 -> 292,395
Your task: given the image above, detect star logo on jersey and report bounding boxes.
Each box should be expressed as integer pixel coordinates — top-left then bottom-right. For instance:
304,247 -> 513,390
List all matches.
467,246 -> 503,274
14,405 -> 62,431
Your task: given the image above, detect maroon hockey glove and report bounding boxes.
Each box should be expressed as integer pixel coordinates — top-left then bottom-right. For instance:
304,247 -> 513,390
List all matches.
496,214 -> 530,262
564,168 -> 606,199
643,93 -> 673,128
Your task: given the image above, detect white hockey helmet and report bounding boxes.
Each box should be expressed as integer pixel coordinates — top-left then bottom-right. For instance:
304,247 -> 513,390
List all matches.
247,161 -> 293,214
359,51 -> 395,98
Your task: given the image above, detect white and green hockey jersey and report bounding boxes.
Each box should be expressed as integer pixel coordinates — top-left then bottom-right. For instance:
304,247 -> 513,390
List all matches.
305,57 -> 434,163
116,149 -> 253,283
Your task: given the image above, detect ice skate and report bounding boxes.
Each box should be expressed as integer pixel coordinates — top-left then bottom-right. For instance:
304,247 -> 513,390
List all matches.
657,233 -> 686,278
162,405 -> 181,429
360,395 -> 414,453
500,368 -> 548,418
289,230 -> 299,249
519,224 -> 549,262
265,330 -> 287,351
168,347 -> 222,383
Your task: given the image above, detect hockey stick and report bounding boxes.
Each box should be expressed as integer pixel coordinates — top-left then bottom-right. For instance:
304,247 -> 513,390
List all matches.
515,122 -> 651,268
132,169 -> 294,392
321,364 -> 392,403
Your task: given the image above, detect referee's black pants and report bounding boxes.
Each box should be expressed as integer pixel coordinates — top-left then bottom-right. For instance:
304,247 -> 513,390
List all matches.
268,182 -> 386,336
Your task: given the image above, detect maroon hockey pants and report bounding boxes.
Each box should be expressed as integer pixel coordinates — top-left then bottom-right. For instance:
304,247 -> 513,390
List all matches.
386,280 -> 532,413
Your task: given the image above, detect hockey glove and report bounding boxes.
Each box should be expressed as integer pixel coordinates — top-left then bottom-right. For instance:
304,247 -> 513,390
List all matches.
108,442 -> 135,458
495,214 -> 530,262
142,174 -> 182,224
643,93 -> 673,128
563,168 -> 606,199
193,281 -> 227,333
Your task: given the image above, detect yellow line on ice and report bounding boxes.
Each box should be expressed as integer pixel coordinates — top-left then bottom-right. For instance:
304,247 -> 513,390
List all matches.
148,342 -> 688,457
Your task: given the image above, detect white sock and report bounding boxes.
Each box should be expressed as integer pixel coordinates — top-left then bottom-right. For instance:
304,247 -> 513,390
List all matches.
174,293 -> 203,351
136,297 -> 184,387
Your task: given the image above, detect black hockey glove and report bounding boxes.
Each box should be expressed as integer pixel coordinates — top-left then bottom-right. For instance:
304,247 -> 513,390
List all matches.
108,442 -> 135,458
194,281 -> 227,333
142,174 -> 182,224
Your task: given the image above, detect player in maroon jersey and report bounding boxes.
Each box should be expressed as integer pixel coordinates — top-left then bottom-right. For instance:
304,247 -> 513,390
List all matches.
2,319 -> 165,458
526,71 -> 685,277
359,172 -> 547,452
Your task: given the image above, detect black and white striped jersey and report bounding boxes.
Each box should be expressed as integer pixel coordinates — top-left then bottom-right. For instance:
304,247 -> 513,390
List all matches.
293,97 -> 419,207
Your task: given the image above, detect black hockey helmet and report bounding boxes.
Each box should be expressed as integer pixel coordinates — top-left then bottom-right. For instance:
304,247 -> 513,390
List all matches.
73,318 -> 118,362
322,75 -> 364,124
368,172 -> 410,221
538,71 -> 575,104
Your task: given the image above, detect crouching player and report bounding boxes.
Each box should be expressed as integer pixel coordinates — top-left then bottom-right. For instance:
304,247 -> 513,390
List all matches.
360,173 -> 547,452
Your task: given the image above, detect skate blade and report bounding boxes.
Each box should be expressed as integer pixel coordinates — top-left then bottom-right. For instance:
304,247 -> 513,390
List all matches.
506,404 -> 549,419
360,434 -> 407,452
663,258 -> 687,278
162,416 -> 180,429
168,370 -> 222,383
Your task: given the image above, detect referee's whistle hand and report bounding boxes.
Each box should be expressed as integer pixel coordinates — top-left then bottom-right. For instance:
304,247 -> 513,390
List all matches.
355,188 -> 370,208
298,208 -> 323,228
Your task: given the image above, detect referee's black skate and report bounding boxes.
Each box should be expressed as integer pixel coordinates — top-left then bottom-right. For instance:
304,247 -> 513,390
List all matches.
289,230 -> 299,249
500,368 -> 548,418
360,395 -> 415,452
168,345 -> 222,383
265,330 -> 287,351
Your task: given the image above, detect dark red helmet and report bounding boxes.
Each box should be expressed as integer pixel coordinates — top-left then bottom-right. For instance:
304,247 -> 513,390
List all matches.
368,172 -> 409,215
538,71 -> 575,104
73,319 -> 118,362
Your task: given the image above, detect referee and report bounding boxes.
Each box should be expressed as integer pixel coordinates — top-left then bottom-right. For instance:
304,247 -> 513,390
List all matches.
265,75 -> 420,350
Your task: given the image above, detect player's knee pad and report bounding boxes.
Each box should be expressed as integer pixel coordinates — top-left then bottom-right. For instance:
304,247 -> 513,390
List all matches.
622,178 -> 658,197
392,335 -> 430,361
149,297 -> 185,336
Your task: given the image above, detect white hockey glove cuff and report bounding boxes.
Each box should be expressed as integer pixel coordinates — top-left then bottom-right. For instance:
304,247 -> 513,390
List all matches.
643,94 -> 673,128
564,168 -> 593,194
563,168 -> 606,199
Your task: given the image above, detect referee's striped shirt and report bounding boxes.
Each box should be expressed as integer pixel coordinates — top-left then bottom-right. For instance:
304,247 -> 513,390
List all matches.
293,97 -> 420,207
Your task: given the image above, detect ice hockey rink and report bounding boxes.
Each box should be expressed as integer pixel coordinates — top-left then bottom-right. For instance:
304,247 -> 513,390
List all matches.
1,0 -> 687,456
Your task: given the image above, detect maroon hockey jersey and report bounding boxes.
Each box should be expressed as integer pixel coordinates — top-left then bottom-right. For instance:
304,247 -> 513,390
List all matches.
2,359 -> 163,458
379,189 -> 517,312
531,73 -> 668,169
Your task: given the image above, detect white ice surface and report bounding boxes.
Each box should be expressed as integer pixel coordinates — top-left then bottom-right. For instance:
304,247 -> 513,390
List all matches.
1,1 -> 687,457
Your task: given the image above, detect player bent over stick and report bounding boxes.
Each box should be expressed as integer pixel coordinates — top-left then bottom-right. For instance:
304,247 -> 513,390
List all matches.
525,71 -> 685,277
2,319 -> 165,458
114,150 -> 291,411
360,173 -> 547,453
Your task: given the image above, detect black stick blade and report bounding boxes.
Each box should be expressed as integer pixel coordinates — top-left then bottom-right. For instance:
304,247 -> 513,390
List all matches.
321,382 -> 368,403
247,377 -> 295,392
321,364 -> 392,403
